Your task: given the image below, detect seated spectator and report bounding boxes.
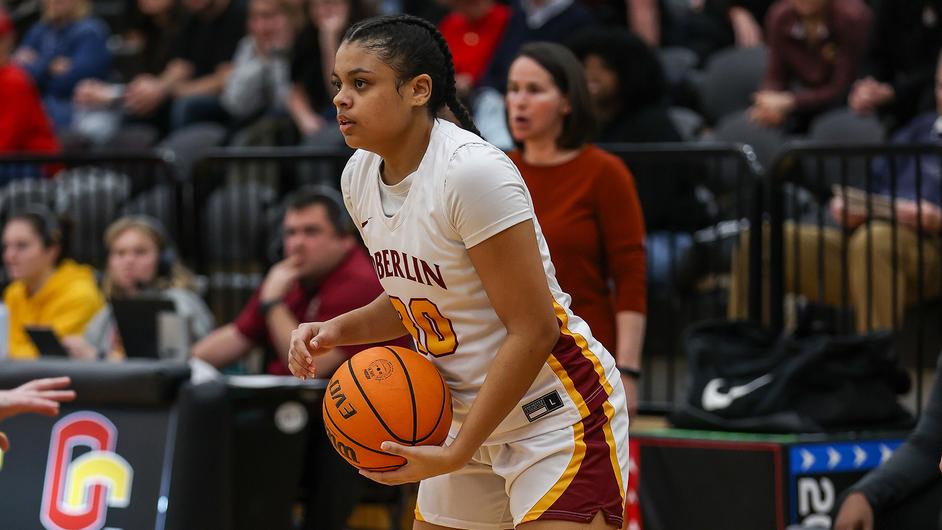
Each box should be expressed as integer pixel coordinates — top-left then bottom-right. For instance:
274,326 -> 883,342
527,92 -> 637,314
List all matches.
749,0 -> 870,132
71,0 -> 184,146
0,6 -> 59,155
193,187 -> 403,530
568,27 -> 681,143
438,0 -> 511,99
12,0 -> 111,132
478,0 -> 596,93
730,50 -> 942,332
624,0 -> 769,55
287,0 -> 371,144
848,0 -> 942,130
2,206 -> 105,359
118,0 -> 245,133
505,42 -> 646,413
0,377 -> 74,452
62,216 -> 214,360
221,0 -> 298,127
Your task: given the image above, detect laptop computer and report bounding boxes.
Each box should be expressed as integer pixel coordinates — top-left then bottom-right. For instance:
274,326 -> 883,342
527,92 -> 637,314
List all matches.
111,297 -> 180,359
25,326 -> 69,357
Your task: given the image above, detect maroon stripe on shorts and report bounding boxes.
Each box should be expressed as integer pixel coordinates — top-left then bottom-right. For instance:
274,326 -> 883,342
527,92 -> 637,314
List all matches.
550,327 -> 609,413
538,405 -> 624,528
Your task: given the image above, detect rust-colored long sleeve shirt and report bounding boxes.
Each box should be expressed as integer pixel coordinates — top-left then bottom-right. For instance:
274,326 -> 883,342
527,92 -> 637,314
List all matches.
511,146 -> 646,351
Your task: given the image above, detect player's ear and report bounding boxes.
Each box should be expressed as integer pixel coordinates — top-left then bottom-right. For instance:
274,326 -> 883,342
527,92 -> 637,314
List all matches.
408,74 -> 432,108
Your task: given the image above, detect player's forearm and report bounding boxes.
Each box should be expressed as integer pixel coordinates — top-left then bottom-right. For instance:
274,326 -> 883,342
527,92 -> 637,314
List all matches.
450,327 -> 557,460
331,293 -> 409,345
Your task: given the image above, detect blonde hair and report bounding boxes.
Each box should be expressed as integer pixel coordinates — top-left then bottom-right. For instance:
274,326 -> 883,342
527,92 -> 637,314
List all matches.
101,217 -> 197,298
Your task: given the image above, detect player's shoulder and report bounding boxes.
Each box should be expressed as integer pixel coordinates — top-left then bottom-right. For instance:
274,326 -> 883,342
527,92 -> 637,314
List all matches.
432,120 -> 519,181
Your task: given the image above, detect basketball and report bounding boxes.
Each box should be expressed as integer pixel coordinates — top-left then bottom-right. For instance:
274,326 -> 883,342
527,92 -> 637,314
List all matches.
322,346 -> 453,471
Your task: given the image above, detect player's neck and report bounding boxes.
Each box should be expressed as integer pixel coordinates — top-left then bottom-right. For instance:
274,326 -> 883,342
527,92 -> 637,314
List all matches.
379,117 -> 434,186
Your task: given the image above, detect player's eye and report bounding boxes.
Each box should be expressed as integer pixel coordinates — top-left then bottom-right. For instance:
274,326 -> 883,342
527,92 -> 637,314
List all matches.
331,79 -> 341,92
354,79 -> 367,89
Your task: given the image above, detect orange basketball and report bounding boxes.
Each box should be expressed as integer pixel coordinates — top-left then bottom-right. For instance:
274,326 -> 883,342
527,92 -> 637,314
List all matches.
322,345 -> 453,471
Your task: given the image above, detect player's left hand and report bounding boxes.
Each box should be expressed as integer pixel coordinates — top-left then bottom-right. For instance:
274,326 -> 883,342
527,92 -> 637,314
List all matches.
358,441 -> 466,485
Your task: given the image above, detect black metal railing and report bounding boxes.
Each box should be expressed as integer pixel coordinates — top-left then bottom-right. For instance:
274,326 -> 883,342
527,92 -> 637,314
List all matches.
767,143 -> 942,415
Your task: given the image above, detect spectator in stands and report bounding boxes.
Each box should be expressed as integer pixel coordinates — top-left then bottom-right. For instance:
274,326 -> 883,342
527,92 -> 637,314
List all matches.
505,42 -> 646,413
730,50 -> 942,332
220,0 -> 299,143
749,0 -> 870,132
0,377 -> 74,452
287,0 -> 371,144
71,0 -> 184,146
117,0 -> 245,132
192,186 -> 401,530
12,0 -> 111,132
478,0 -> 595,93
61,216 -> 213,360
0,6 -> 59,155
848,0 -> 942,130
438,0 -> 511,99
2,206 -> 105,359
624,0 -> 769,55
568,27 -> 711,290
568,27 -> 681,144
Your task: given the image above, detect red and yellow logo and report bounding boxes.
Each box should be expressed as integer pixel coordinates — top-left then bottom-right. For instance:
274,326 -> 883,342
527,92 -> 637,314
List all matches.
39,412 -> 133,530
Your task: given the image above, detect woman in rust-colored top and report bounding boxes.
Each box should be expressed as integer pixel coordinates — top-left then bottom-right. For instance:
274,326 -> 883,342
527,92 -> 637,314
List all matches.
506,42 -> 647,414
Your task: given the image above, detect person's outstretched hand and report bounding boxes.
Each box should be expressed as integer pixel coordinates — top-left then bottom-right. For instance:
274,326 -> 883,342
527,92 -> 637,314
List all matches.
0,377 -> 75,452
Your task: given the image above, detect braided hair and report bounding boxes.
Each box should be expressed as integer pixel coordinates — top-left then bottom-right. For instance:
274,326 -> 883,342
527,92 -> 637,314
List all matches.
343,14 -> 481,137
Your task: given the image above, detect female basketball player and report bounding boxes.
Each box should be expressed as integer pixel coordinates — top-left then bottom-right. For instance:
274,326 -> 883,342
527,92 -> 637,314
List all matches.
287,15 -> 630,530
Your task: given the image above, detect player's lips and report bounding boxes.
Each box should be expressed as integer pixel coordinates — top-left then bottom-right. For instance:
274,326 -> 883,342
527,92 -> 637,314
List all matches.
337,115 -> 356,133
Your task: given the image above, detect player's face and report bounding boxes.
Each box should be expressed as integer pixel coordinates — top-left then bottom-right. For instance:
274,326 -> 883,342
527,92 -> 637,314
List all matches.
332,42 -> 415,152
506,56 -> 571,146
107,228 -> 160,292
582,54 -> 618,107
282,204 -> 350,279
2,220 -> 56,284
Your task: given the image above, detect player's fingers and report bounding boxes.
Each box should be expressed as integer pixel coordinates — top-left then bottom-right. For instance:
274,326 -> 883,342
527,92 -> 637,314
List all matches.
290,327 -> 314,364
379,441 -> 412,457
15,396 -> 60,416
287,355 -> 308,379
358,469 -> 404,486
19,376 -> 71,392
36,390 -> 76,403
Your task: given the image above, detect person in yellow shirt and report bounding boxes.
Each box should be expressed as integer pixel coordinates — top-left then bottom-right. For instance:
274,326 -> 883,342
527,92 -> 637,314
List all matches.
2,206 -> 105,359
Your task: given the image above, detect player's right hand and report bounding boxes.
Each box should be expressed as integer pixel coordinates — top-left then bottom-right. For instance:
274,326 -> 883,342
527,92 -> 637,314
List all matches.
288,321 -> 339,379
833,492 -> 874,530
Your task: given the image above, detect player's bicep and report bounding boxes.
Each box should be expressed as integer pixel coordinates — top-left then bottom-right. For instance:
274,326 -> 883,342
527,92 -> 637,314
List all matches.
467,220 -> 557,339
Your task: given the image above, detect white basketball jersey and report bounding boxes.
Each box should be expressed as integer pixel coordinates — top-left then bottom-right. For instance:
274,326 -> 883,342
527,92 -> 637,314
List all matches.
341,119 -> 623,444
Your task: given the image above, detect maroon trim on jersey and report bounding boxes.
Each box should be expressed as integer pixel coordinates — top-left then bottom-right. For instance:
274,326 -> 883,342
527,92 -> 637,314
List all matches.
550,328 -> 609,413
537,406 -> 625,527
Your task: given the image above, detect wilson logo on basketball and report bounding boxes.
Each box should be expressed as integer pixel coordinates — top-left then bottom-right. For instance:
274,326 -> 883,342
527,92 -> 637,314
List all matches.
325,424 -> 360,463
329,378 -> 358,419
363,359 -> 394,381
39,412 -> 133,530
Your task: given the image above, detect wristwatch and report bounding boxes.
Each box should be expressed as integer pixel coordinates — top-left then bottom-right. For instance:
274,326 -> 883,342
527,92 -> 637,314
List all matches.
258,298 -> 283,316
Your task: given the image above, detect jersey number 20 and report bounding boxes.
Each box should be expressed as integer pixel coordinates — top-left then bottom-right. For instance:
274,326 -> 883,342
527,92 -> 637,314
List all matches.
389,296 -> 458,357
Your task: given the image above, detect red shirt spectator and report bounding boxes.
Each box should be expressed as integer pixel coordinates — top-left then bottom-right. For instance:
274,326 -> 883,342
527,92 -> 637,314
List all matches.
439,0 -> 511,89
0,9 -> 59,154
234,246 -> 401,374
